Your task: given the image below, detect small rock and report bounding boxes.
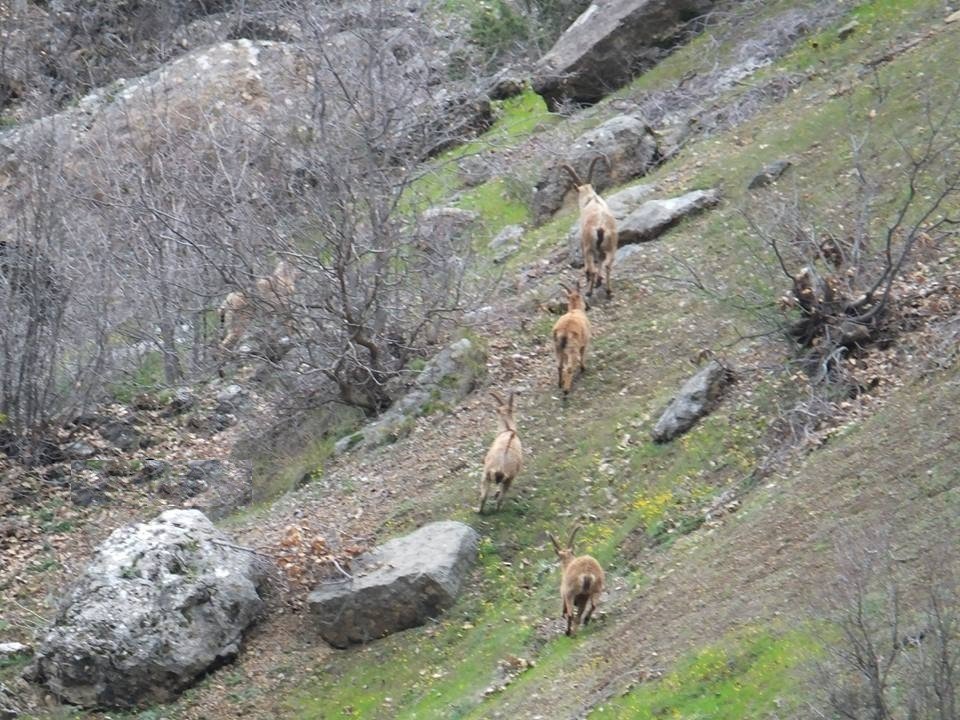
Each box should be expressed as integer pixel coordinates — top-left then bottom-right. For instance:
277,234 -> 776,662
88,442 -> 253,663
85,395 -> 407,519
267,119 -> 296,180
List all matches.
0,642 -> 30,658
489,225 -> 524,251
99,421 -> 141,451
63,440 -> 97,461
215,384 -> 246,413
947,9 -> 960,23
70,476 -> 110,507
487,72 -> 525,100
748,159 -> 792,189
166,387 -> 196,415
132,393 -> 163,411
652,360 -> 734,443
0,682 -> 22,720
837,20 -> 859,39
134,459 -> 170,485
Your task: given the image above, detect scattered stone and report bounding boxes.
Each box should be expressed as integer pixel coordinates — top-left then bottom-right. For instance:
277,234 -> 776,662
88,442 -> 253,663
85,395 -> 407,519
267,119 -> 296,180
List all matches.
947,9 -> 960,23
166,387 -> 196,415
0,682 -> 21,720
487,71 -> 525,100
29,509 -> 265,709
651,360 -> 734,443
215,384 -> 246,413
187,411 -> 236,435
457,155 -> 494,187
491,225 -> 524,264
533,115 -> 660,222
748,159 -> 792,189
308,521 -> 479,648
489,225 -> 525,251
133,459 -> 170,485
132,393 -> 163,411
615,244 -> 645,264
158,460 -> 222,500
63,441 -> 97,461
532,0 -> 719,109
99,421 -> 141,452
0,642 -> 30,658
837,20 -> 859,39
69,475 -> 110,508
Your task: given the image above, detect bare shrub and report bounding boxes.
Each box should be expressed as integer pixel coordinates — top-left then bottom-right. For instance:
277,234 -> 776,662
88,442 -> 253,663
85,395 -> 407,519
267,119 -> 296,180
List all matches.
809,531 -> 959,720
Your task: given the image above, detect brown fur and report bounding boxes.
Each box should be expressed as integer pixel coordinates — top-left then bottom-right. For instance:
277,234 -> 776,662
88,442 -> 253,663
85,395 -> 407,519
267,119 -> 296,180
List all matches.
479,391 -> 523,513
548,526 -> 605,636
562,160 -> 619,298
552,283 -> 591,397
219,260 -> 300,351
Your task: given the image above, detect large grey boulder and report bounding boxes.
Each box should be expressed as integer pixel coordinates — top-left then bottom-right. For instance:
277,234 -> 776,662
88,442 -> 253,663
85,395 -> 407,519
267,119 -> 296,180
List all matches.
532,0 -> 718,110
567,187 -> 718,266
334,338 -> 486,455
308,521 -> 479,648
533,115 -> 659,223
651,360 -> 733,443
618,189 -> 720,245
29,509 -> 265,709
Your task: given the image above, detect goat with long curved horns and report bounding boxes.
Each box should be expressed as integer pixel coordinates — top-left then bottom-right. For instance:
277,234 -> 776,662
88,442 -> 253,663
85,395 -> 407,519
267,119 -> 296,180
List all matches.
547,524 -> 605,636
562,157 -> 618,298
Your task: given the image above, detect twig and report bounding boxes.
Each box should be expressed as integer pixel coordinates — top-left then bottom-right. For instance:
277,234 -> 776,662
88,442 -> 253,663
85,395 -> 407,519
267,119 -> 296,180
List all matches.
209,538 -> 279,559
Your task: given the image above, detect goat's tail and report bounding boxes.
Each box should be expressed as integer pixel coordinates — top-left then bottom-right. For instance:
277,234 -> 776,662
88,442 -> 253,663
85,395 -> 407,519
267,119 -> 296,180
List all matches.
493,470 -> 505,485
595,227 -> 605,254
555,331 -> 568,353
580,574 -> 593,594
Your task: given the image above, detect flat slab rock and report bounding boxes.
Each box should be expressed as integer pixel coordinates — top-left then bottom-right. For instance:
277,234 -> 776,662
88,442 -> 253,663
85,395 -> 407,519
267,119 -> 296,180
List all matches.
308,521 -> 479,648
29,509 -> 265,709
652,360 -> 734,443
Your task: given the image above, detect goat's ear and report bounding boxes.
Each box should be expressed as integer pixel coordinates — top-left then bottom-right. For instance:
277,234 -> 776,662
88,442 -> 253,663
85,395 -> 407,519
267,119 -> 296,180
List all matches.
547,532 -> 562,554
567,524 -> 582,550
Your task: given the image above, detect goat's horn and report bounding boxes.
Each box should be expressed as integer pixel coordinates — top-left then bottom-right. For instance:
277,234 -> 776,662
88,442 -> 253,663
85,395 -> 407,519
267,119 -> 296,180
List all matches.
560,163 -> 583,186
547,532 -> 562,553
489,390 -> 505,406
559,282 -> 571,294
586,155 -> 608,185
567,524 -> 582,549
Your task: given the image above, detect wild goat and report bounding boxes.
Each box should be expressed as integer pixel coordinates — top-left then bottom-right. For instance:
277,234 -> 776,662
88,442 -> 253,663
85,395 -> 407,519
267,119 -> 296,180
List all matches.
552,282 -> 591,397
219,260 -> 300,351
548,525 -> 605,636
479,391 -> 522,514
562,157 -> 618,298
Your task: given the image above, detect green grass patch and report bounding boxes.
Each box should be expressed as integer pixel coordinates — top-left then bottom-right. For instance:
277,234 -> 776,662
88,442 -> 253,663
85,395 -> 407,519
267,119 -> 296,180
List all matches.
109,351 -> 166,404
246,406 -> 364,504
589,628 -> 817,719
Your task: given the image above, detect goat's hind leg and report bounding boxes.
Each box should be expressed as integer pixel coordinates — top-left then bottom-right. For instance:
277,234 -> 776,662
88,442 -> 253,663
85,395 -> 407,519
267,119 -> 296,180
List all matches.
583,598 -> 597,626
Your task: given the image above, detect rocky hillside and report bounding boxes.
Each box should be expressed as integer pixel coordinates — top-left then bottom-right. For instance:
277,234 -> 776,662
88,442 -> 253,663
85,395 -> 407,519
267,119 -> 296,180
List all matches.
1,0 -> 959,718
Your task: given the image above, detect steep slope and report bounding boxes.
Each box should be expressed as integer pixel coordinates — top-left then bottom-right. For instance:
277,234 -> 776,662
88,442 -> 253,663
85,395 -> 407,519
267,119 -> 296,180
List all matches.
3,1 -> 958,719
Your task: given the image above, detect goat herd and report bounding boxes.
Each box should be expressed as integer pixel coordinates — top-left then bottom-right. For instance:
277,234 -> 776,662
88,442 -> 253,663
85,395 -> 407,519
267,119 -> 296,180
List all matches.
480,158 -> 617,636
216,159 -> 618,635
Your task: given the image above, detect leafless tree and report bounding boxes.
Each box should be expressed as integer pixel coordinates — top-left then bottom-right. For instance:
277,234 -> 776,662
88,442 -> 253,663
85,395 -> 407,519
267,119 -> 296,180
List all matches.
0,0 -> 494,459
809,530 -> 959,720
